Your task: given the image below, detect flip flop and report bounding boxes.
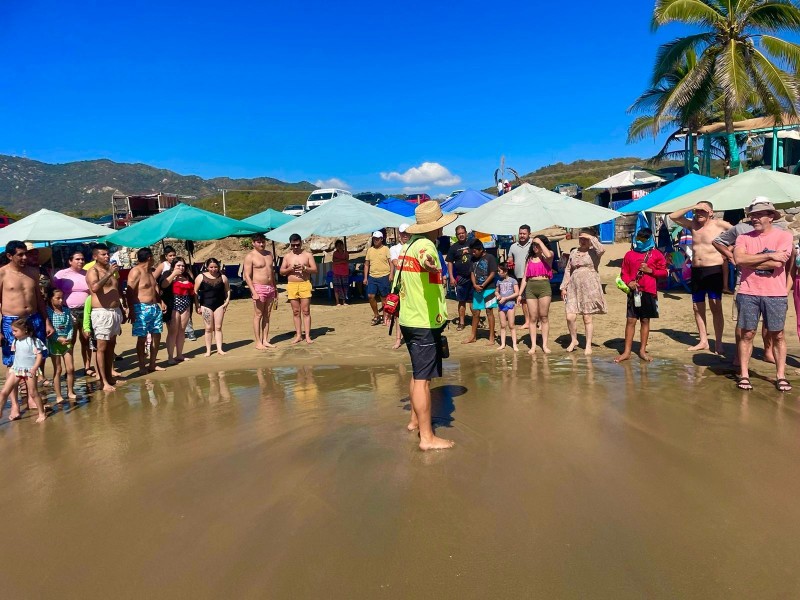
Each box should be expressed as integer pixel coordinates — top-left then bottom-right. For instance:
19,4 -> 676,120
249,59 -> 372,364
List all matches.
775,378 -> 792,392
737,377 -> 753,391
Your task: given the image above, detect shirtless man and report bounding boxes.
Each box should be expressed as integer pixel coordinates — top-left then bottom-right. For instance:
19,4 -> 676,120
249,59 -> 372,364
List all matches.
243,233 -> 277,349
87,244 -> 127,391
279,233 -> 318,344
669,201 -> 731,354
126,247 -> 166,375
0,241 -> 55,416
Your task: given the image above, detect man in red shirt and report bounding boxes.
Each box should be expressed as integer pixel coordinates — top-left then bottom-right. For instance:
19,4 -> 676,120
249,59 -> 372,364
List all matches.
615,228 -> 667,363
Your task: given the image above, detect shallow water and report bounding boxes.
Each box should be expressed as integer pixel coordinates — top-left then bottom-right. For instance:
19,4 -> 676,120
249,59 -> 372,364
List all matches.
3,356 -> 800,599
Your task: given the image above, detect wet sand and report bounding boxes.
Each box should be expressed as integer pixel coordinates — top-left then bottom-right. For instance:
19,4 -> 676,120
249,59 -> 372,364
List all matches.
4,357 -> 800,598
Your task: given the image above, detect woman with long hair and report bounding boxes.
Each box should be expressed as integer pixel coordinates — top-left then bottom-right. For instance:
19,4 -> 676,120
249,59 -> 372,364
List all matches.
161,257 -> 194,364
522,235 -> 554,354
194,258 -> 230,356
52,250 -> 93,376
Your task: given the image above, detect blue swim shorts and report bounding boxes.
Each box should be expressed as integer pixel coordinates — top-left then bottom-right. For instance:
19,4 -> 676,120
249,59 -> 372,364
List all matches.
472,287 -> 498,311
454,276 -> 473,303
2,313 -> 48,367
132,303 -> 164,337
499,301 -> 516,313
366,275 -> 391,298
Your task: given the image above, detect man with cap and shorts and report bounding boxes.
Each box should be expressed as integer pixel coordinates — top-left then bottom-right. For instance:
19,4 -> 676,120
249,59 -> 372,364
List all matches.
669,201 -> 732,355
364,230 -> 392,325
394,202 -> 457,451
243,233 -> 278,349
733,198 -> 794,392
446,225 -> 473,330
279,234 -> 317,344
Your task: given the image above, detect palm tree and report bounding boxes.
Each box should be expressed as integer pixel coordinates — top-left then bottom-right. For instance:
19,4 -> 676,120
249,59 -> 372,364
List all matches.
650,0 -> 800,164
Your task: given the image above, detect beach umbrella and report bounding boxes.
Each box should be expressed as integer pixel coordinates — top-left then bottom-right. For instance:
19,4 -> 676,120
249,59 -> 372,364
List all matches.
103,203 -> 263,247
242,208 -> 296,231
587,168 -> 665,190
646,168 -> 800,213
376,197 -> 417,217
443,183 -> 621,236
0,209 -> 114,247
265,193 -> 406,243
440,189 -> 496,213
620,174 -> 718,214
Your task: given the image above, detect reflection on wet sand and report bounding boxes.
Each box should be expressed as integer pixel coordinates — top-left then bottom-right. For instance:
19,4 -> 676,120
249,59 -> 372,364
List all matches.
2,357 -> 800,598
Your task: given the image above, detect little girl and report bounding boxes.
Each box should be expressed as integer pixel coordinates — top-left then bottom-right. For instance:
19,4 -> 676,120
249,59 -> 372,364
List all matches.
47,288 -> 76,403
0,318 -> 47,423
494,263 -> 520,351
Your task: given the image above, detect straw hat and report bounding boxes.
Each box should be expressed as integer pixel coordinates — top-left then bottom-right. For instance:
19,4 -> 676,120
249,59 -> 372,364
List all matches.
406,202 -> 457,234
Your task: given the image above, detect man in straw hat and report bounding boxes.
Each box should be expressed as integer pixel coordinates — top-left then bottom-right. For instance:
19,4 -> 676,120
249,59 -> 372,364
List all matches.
733,198 -> 794,392
394,202 -> 457,450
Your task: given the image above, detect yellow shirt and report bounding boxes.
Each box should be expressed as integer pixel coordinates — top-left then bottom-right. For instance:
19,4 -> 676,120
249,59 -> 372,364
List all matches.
365,244 -> 391,278
393,236 -> 447,329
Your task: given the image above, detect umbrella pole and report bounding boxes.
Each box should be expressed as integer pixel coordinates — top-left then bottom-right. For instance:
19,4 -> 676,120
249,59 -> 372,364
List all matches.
272,240 -> 277,269
343,236 -> 348,252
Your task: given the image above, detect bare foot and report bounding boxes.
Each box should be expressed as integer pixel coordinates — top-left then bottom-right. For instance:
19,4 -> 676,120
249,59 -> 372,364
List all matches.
35,413 -> 46,423
484,341 -> 495,347
419,436 -> 455,451
263,342 -> 276,349
254,343 -> 266,350
291,336 -> 302,345
528,348 -> 536,355
614,353 -> 631,363
584,347 -> 593,356
566,341 -> 578,352
305,338 -> 314,344
542,346 -> 552,354
461,338 -> 476,345
149,366 -> 166,372
67,392 -> 77,399
102,384 -> 116,392
55,397 -> 64,405
496,345 -> 506,351
204,351 -> 212,357
217,350 -> 227,355
176,356 -> 190,362
407,421 -> 419,431
512,345 -> 519,352
112,370 -> 123,377
638,351 -> 653,362
687,341 -> 709,352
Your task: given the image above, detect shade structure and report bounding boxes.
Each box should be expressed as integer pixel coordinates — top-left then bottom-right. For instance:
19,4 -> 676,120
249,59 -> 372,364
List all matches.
266,193 -> 407,243
620,174 -> 718,214
376,197 -> 417,217
0,209 -> 114,248
587,168 -> 665,190
103,203 -> 264,247
242,208 -> 296,231
443,183 -> 621,236
440,189 -> 496,213
646,168 -> 800,213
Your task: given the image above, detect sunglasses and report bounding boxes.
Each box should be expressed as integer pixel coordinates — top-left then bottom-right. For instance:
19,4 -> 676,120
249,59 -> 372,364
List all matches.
290,243 -> 301,248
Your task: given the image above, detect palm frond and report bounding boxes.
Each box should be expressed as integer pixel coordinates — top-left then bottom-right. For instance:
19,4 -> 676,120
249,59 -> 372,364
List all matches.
716,39 -> 753,111
659,49 -> 717,117
652,0 -> 724,30
759,34 -> 800,70
747,0 -> 800,32
750,47 -> 800,116
651,33 -> 714,83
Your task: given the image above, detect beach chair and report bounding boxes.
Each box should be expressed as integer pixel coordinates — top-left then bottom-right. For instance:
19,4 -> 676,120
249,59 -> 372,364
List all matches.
223,264 -> 246,298
665,250 -> 691,292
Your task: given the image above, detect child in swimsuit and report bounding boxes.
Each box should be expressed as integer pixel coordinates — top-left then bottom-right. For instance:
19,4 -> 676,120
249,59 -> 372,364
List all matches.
47,288 -> 76,404
0,318 -> 47,423
494,263 -> 520,352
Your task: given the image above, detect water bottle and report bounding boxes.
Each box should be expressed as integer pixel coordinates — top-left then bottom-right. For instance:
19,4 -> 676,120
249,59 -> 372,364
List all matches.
633,290 -> 642,308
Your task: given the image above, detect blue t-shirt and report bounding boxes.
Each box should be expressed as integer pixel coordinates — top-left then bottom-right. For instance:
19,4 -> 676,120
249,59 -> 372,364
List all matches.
471,254 -> 498,290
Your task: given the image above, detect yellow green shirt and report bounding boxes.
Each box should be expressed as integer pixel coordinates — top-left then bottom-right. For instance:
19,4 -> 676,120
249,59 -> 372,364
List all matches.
365,244 -> 391,278
393,235 -> 447,329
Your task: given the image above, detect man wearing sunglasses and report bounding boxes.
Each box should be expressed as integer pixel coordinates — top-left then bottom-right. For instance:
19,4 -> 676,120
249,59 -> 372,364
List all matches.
669,201 -> 732,355
279,234 -> 317,344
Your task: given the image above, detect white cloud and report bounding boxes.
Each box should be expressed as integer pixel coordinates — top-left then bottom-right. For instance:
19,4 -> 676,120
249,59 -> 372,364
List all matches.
403,185 -> 430,193
314,177 -> 350,190
380,162 -> 461,187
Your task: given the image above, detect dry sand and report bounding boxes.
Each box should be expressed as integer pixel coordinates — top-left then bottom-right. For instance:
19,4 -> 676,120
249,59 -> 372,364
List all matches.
99,241 -> 800,386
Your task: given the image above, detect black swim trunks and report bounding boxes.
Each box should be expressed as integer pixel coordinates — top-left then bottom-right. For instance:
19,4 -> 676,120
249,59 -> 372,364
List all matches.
691,264 -> 724,302
400,325 -> 445,380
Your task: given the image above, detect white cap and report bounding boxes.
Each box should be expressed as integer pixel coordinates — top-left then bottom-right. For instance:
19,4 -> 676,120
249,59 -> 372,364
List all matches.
372,230 -> 384,238
399,223 -> 410,233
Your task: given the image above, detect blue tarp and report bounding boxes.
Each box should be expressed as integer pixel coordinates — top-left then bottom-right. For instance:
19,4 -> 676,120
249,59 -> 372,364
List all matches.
620,174 -> 717,214
440,189 -> 496,213
376,197 -> 417,217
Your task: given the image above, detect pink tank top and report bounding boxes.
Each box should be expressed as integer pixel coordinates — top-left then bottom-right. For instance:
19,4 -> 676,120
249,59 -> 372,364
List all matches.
525,259 -> 552,279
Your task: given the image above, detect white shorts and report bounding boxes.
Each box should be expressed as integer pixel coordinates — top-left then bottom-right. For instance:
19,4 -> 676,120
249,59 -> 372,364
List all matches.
91,308 -> 123,341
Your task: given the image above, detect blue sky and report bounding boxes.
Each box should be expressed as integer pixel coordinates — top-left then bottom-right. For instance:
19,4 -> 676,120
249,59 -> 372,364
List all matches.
3,1 -> 694,195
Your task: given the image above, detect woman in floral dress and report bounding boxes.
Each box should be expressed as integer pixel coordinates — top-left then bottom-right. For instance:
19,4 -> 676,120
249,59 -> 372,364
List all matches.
560,229 -> 606,355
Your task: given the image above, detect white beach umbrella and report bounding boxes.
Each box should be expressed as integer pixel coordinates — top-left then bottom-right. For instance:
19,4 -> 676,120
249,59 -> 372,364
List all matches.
443,183 -> 621,236
0,208 -> 114,247
586,168 -> 665,190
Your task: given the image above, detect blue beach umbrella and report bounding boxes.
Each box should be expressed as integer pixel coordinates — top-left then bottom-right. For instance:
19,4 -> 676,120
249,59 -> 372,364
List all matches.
440,189 -> 496,213
620,174 -> 717,214
376,197 -> 417,217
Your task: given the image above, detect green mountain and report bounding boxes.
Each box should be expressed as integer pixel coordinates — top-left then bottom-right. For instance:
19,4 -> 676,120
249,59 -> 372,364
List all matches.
0,155 -> 315,217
